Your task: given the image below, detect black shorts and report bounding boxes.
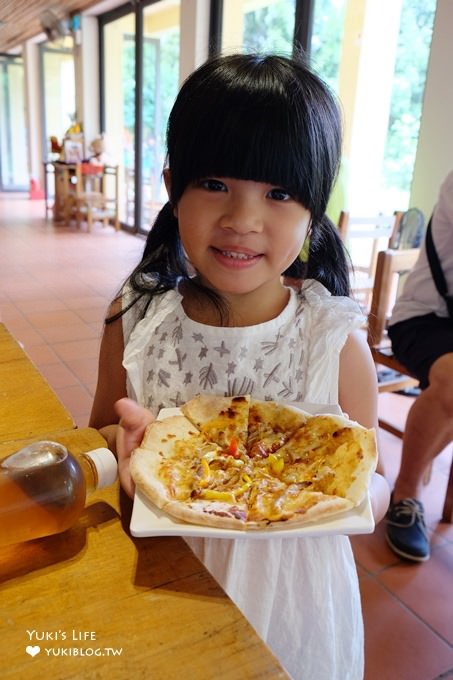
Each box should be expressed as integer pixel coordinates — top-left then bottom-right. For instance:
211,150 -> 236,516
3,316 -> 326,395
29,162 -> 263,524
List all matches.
388,313 -> 453,389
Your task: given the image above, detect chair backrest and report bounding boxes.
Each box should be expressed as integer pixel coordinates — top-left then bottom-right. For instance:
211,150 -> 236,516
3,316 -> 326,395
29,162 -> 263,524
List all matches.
101,165 -> 119,206
338,210 -> 400,280
338,210 -> 399,243
367,247 -> 420,348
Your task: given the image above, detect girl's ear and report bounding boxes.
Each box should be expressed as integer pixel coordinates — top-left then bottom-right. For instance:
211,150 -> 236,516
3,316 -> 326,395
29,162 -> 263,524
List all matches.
162,169 -> 178,217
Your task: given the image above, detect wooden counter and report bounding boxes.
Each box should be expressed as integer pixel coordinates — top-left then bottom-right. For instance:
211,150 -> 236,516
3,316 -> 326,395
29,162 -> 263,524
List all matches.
0,323 -> 75,442
0,421 -> 287,677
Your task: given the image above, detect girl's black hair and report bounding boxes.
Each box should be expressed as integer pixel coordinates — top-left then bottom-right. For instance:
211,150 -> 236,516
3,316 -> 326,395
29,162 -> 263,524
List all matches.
111,52 -> 350,322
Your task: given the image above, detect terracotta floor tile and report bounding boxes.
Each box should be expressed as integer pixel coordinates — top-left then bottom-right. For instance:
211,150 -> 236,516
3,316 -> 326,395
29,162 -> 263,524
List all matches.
24,309 -> 85,329
21,342 -> 60,367
39,362 -> 81,389
74,306 -> 109,325
12,325 -> 47,347
13,297 -> 67,314
360,578 -> 453,680
64,356 -> 100,385
352,521 -> 402,574
0,302 -> 29,326
65,295 -> 110,311
0,309 -> 33,333
38,322 -> 100,344
75,412 -> 92,428
52,337 -> 101,361
377,542 -> 453,645
54,384 -> 93,419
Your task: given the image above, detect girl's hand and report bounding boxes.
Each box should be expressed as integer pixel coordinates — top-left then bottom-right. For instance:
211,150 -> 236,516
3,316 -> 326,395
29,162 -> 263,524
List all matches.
369,472 -> 391,524
115,398 -> 155,497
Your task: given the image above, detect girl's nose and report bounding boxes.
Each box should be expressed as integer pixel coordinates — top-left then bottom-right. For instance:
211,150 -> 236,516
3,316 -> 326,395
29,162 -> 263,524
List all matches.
219,197 -> 263,233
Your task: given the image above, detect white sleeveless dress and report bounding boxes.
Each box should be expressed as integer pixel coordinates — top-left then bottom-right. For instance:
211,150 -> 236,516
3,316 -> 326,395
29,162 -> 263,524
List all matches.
122,280 -> 365,680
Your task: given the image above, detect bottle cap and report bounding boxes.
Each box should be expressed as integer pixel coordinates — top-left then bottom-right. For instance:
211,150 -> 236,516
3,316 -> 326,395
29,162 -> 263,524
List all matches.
85,448 -> 118,489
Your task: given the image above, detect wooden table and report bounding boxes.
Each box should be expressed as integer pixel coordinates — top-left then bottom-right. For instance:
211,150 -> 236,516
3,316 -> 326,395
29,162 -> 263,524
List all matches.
0,323 -> 75,442
0,328 -> 287,679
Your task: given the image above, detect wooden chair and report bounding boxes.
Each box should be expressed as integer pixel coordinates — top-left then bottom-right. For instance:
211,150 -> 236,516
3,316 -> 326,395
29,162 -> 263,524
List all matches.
338,210 -> 402,311
367,248 -> 421,409
367,247 -> 453,522
65,163 -> 120,232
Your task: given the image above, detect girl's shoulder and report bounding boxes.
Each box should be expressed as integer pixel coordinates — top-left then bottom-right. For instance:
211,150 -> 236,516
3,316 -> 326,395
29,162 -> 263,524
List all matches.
121,285 -> 182,345
300,279 -> 363,315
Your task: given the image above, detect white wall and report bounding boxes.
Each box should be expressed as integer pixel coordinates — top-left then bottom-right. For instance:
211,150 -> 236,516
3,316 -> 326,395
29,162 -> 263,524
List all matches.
77,15 -> 101,156
23,41 -> 44,187
410,0 -> 453,218
179,0 -> 210,84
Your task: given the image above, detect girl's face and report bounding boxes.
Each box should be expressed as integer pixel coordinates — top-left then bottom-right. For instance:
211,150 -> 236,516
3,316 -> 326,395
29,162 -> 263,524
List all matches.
170,175 -> 311,301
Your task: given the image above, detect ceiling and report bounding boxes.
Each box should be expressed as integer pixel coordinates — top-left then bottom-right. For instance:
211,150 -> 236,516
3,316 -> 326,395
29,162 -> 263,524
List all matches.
0,0 -> 102,53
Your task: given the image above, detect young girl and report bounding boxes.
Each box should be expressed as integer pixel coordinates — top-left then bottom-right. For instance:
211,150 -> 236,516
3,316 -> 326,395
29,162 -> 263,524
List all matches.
90,53 -> 389,680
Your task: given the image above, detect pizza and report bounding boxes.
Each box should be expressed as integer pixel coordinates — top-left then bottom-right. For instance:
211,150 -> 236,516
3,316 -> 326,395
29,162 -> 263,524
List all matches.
130,395 -> 377,531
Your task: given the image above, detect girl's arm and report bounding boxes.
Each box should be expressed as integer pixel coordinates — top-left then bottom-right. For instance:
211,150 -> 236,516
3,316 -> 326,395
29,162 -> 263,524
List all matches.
338,329 -> 390,523
89,304 -> 128,450
89,304 -> 155,496
338,329 -> 378,430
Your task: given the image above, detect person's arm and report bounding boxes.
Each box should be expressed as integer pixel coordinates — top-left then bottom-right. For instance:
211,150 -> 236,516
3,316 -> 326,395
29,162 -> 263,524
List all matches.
338,329 -> 390,523
89,302 -> 128,451
338,329 -> 378,430
88,301 -> 155,497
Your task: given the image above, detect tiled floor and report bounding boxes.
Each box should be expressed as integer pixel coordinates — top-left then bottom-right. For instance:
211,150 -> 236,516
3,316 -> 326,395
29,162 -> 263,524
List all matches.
1,195 -> 452,680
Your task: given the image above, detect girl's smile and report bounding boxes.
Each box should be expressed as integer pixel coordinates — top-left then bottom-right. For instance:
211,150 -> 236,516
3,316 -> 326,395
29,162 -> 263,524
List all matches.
211,246 -> 263,268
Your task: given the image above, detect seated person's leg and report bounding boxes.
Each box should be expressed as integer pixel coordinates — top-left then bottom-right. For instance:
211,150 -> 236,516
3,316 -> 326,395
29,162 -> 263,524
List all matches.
386,316 -> 453,561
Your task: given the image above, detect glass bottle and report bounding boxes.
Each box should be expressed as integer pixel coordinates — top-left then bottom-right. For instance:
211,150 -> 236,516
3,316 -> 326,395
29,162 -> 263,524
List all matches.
0,440 -> 118,547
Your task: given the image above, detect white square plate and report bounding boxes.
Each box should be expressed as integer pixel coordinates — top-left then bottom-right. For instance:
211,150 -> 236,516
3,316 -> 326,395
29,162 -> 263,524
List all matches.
130,403 -> 375,540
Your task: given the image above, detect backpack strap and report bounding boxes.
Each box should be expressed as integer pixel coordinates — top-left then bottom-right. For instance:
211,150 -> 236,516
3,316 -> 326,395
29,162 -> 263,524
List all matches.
425,217 -> 453,319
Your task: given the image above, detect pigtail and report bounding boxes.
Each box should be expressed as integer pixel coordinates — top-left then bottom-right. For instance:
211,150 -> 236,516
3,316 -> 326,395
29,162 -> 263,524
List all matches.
283,215 -> 350,297
130,202 -> 187,294
306,216 -> 351,296
105,202 -> 188,324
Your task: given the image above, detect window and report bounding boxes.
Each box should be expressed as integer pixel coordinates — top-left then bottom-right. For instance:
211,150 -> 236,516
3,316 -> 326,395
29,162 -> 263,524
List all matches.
0,56 -> 28,190
222,0 -> 297,53
102,11 -> 136,228
142,1 -> 180,232
311,0 -> 436,214
40,37 -> 76,161
101,0 -> 180,234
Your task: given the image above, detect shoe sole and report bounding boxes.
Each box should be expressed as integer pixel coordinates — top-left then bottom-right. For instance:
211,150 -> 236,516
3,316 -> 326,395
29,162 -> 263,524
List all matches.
385,534 -> 430,562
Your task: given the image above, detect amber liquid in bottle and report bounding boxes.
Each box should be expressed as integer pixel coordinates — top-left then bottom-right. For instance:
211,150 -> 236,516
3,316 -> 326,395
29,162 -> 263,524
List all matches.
0,441 -> 95,546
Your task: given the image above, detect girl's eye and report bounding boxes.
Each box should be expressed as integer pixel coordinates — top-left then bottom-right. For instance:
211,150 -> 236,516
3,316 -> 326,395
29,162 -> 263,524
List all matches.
268,187 -> 292,201
199,178 -> 226,192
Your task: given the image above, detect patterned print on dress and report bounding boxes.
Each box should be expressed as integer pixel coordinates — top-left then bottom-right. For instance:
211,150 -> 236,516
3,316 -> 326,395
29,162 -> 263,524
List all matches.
172,321 -> 183,345
227,377 -> 255,396
261,330 -> 282,355
158,369 -> 171,387
226,361 -> 237,376
253,358 -> 264,372
169,348 -> 187,370
214,340 -> 230,358
263,362 -> 281,387
278,377 -> 295,399
199,363 -> 217,389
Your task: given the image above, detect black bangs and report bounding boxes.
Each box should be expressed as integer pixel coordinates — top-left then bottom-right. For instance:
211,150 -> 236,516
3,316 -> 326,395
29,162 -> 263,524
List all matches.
166,54 -> 342,222
170,88 -> 306,201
